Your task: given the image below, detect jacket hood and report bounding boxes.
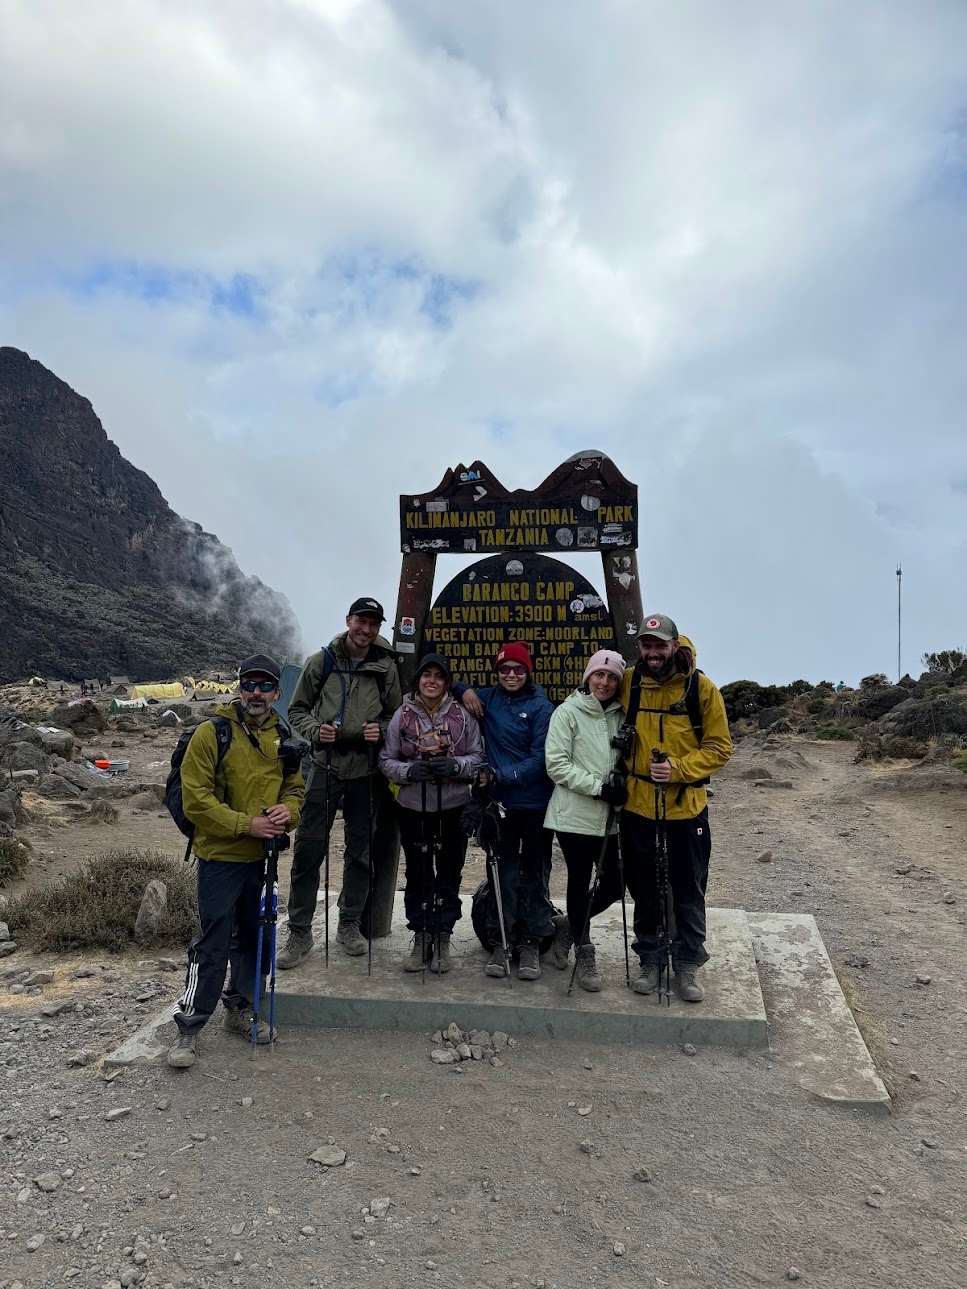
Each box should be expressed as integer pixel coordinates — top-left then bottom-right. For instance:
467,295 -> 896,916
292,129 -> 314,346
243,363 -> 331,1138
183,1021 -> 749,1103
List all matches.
565,687 -> 624,717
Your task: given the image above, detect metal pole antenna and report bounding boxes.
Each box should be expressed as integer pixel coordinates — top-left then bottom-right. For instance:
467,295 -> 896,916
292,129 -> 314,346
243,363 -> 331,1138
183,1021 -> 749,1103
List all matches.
896,563 -> 902,683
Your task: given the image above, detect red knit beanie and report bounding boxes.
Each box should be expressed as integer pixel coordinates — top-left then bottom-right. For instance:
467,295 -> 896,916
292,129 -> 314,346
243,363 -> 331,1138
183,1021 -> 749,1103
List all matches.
494,641 -> 533,674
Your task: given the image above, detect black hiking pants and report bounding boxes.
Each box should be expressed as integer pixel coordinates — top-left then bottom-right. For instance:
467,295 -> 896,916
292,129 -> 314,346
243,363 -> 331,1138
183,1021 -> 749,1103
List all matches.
397,803 -> 468,934
287,763 -> 392,929
619,806 -> 711,970
556,830 -> 624,946
174,858 -> 271,1034
487,808 -> 555,947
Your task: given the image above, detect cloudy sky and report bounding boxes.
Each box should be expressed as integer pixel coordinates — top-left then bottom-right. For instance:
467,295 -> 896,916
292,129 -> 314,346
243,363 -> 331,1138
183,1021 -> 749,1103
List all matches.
2,0 -> 965,685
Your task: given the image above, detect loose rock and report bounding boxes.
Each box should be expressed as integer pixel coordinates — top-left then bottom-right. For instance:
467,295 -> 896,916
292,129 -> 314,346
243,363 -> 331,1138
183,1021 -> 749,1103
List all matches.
756,850 -> 773,864
34,1170 -> 63,1192
431,1048 -> 458,1065
309,1145 -> 347,1166
682,1043 -> 697,1057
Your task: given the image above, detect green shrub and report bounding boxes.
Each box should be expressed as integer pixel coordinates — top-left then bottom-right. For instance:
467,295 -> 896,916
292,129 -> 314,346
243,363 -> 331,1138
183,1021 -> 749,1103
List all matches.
0,836 -> 31,884
815,723 -> 856,741
922,649 -> 967,678
805,698 -> 828,715
952,751 -> 967,774
856,735 -> 929,763
6,849 -> 198,953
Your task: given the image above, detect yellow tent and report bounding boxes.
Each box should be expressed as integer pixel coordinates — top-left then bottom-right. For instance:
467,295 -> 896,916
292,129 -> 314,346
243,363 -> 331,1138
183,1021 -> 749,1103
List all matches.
130,682 -> 185,701
184,677 -> 236,694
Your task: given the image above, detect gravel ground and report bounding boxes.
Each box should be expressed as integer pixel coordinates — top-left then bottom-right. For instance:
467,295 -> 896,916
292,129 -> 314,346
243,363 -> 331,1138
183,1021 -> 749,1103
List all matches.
1,735 -> 966,1288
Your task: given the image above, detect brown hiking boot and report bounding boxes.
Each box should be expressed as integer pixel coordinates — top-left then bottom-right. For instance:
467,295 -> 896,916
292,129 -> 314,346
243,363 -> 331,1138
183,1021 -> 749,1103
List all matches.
632,964 -> 660,995
402,933 -> 429,973
517,943 -> 541,981
429,932 -> 452,974
166,1030 -> 197,1069
276,927 -> 313,970
485,945 -> 510,978
676,967 -> 705,1003
336,919 -> 367,957
575,944 -> 601,993
548,913 -> 573,970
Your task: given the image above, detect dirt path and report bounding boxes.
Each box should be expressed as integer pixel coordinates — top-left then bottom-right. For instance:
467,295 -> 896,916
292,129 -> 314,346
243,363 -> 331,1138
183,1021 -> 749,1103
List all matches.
2,736 -> 966,1288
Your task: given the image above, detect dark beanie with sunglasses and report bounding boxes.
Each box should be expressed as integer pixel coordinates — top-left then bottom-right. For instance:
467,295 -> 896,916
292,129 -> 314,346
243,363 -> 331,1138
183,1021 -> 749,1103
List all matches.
238,654 -> 281,685
494,642 -> 533,674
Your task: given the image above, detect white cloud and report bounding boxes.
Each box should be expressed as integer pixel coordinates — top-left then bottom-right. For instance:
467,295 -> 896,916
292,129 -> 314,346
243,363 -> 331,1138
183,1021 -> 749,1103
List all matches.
2,0 -> 966,683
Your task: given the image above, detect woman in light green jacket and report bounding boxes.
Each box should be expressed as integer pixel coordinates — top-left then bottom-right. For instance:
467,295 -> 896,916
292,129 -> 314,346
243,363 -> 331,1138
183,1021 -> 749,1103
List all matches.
544,650 -> 627,991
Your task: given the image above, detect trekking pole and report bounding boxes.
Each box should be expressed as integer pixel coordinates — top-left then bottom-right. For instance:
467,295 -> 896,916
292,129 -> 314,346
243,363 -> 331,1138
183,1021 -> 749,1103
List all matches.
366,744 -> 376,978
481,802 -> 512,987
323,744 -> 333,968
617,829 -> 631,988
434,774 -> 444,976
652,749 -> 672,1007
420,777 -> 429,986
567,807 -> 616,997
252,831 -> 280,1056
266,838 -> 281,1045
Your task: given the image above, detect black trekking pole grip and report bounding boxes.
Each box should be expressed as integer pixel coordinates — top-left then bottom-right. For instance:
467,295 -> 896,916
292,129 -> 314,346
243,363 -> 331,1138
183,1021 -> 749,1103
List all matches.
651,748 -> 668,763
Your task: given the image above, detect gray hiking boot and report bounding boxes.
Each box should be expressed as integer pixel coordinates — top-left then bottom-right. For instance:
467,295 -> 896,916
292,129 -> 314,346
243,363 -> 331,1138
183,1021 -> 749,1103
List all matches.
336,919 -> 367,957
485,945 -> 510,978
632,964 -> 660,995
429,932 -> 452,974
575,944 -> 602,993
166,1030 -> 197,1069
223,1006 -> 277,1044
676,967 -> 705,1003
517,943 -> 541,981
548,913 -> 573,970
277,927 -> 313,970
402,933 -> 429,973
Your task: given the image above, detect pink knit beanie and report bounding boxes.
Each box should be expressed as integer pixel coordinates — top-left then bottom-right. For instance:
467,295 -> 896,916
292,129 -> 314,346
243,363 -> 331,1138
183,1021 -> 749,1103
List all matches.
582,650 -> 626,685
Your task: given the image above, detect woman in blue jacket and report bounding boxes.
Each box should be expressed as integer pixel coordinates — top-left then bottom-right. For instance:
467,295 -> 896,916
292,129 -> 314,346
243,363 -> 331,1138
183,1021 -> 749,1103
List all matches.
456,641 -> 555,980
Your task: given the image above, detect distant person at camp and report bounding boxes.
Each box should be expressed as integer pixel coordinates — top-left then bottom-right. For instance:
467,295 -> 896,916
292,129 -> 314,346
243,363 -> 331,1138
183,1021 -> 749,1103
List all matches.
167,655 -> 304,1070
543,650 -> 628,992
278,598 -> 403,968
454,641 -> 555,981
379,653 -> 483,974
618,614 -> 733,1002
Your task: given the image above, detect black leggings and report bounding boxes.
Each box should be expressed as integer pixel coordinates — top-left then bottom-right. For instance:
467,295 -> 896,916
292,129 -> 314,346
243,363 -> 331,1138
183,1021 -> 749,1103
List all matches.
556,831 -> 623,946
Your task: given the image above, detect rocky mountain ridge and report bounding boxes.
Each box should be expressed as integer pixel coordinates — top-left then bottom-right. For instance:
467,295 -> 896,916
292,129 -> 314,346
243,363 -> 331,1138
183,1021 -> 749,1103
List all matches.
0,346 -> 301,680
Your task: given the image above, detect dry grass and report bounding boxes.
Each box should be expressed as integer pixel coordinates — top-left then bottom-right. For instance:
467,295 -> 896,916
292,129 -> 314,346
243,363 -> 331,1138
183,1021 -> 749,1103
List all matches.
0,836 -> 31,884
5,849 -> 198,952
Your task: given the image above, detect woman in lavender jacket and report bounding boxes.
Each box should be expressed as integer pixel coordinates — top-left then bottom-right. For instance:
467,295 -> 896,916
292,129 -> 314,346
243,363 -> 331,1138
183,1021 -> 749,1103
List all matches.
379,652 -> 483,975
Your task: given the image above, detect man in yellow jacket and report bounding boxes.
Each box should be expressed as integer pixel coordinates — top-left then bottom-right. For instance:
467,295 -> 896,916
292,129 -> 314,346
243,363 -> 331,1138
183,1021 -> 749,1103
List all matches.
618,615 -> 732,1003
168,655 -> 304,1069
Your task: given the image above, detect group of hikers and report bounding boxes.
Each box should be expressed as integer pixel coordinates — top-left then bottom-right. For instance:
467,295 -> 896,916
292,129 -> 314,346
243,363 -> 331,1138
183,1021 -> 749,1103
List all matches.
167,597 -> 733,1070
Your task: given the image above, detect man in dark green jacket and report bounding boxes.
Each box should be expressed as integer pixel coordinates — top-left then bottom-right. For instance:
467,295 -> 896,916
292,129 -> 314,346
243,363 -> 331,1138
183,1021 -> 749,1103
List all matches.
279,598 -> 402,966
168,655 -> 304,1070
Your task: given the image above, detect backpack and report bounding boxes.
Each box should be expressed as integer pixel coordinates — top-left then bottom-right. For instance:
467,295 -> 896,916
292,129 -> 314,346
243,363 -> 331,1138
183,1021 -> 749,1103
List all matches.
312,644 -> 388,718
165,716 -> 234,861
398,700 -> 468,759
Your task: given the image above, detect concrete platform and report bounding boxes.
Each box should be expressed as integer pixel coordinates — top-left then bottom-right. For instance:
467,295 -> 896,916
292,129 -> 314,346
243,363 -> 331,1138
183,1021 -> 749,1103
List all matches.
749,913 -> 891,1115
272,897 -> 769,1049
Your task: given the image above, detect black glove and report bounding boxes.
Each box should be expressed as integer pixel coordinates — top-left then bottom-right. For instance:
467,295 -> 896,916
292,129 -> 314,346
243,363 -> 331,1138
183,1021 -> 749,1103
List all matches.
430,755 -> 458,779
459,797 -> 484,838
598,774 -> 627,807
471,763 -> 498,804
408,760 -> 435,782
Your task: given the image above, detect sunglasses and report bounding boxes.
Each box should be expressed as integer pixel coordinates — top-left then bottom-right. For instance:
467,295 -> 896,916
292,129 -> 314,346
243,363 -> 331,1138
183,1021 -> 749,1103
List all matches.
240,679 -> 277,693
498,665 -> 527,677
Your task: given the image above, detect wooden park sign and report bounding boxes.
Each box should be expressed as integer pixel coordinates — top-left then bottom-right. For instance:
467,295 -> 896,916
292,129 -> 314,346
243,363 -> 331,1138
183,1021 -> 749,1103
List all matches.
392,451 -> 644,697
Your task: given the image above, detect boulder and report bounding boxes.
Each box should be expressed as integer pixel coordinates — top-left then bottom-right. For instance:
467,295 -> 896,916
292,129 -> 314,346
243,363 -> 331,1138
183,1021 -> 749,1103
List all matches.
0,787 -> 24,828
49,700 -> 107,735
134,879 -> 168,944
878,697 -> 967,740
36,773 -> 83,800
1,741 -> 50,773
0,718 -> 43,749
855,686 -> 910,720
39,729 -> 76,759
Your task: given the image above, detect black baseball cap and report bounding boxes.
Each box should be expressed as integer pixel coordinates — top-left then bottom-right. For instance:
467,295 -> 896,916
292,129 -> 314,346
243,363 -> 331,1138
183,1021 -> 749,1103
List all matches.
348,597 -> 385,620
238,654 -> 281,683
415,652 -> 452,682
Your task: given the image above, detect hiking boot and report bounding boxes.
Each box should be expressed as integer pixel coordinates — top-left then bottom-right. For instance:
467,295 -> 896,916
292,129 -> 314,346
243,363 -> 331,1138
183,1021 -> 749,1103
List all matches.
277,927 -> 313,970
166,1030 -> 197,1069
548,913 -> 573,970
485,945 -> 510,978
575,944 -> 601,993
223,1006 -> 277,1044
336,919 -> 368,957
429,932 -> 452,974
676,967 -> 705,1003
517,943 -> 541,981
402,933 -> 429,972
632,964 -> 660,995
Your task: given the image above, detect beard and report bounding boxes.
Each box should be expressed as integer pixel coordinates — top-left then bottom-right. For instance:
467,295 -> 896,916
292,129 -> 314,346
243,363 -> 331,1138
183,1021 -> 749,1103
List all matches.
643,655 -> 676,681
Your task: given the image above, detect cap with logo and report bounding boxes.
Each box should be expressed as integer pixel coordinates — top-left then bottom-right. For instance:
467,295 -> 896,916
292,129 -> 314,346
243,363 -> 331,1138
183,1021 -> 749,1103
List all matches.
238,654 -> 281,683
637,614 -> 679,642
414,652 -> 452,683
494,641 -> 533,674
348,597 -> 385,621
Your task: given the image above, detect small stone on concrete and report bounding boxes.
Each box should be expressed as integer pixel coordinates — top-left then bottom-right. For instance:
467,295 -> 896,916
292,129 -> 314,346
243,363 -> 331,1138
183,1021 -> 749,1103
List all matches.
942,891 -> 956,904
756,850 -> 773,864
431,1049 -> 457,1065
240,1096 -> 253,1108
633,1167 -> 653,1183
613,1241 -> 625,1256
579,1138 -> 594,1155
786,1269 -> 801,1282
490,1056 -> 504,1068
369,1197 -> 391,1218
682,1043 -> 697,1057
916,974 -> 931,985
309,1145 -> 347,1166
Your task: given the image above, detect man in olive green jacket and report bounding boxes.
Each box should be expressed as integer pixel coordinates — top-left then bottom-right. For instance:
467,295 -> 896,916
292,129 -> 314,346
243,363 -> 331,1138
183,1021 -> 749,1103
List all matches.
279,598 -> 402,966
168,655 -> 304,1069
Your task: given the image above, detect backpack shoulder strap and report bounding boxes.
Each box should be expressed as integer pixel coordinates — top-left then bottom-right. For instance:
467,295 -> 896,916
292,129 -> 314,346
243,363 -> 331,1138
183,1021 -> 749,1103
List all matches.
312,648 -> 334,712
684,671 -> 704,745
